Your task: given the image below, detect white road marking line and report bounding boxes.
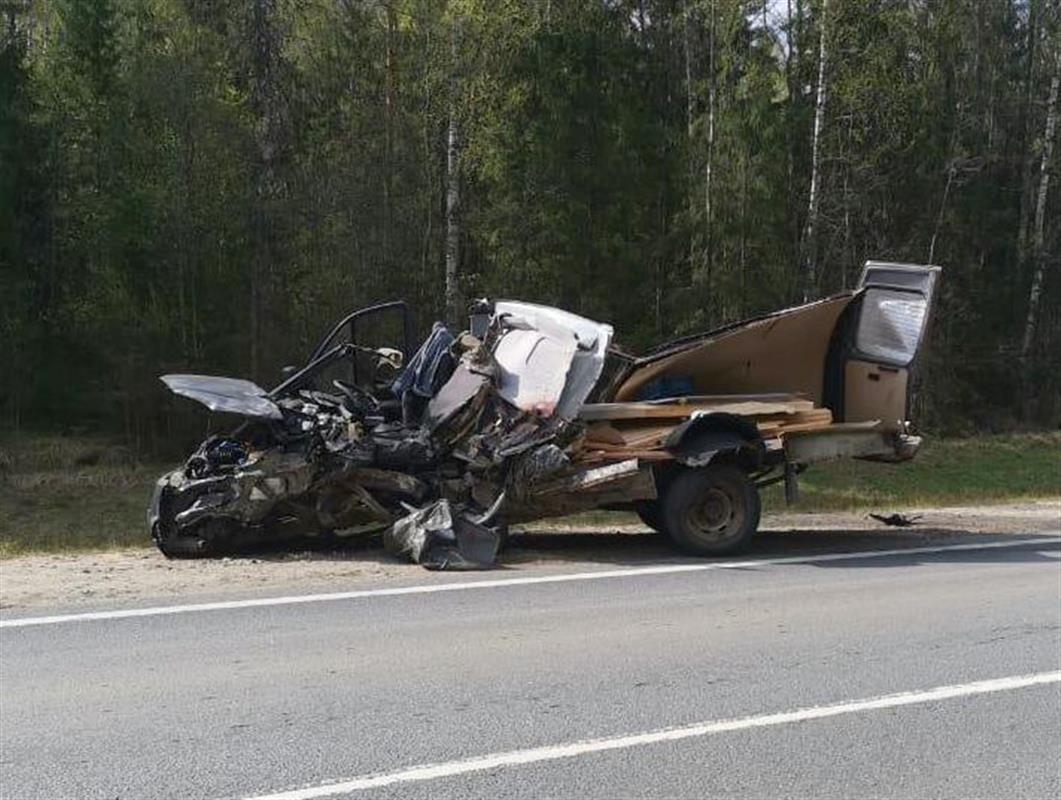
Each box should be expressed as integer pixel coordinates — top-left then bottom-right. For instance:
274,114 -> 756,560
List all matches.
2,535 -> 1058,629
240,670 -> 1061,800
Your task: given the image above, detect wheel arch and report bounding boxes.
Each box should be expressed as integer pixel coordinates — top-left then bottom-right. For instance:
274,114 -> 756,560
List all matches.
662,412 -> 765,471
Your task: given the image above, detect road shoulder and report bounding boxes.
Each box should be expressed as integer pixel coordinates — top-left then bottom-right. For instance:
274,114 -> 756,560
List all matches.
1,500 -> 1057,612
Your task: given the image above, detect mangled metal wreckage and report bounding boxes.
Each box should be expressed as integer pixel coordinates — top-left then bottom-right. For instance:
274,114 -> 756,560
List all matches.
151,300 -> 626,568
151,262 -> 940,567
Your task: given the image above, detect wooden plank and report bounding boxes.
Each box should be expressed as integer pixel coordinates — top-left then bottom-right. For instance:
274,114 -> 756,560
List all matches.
588,422 -> 674,446
751,408 -> 833,422
783,420 -> 882,436
584,422 -> 626,445
789,410 -> 833,421
579,440 -> 633,452
578,450 -> 675,463
619,427 -> 673,448
579,399 -> 815,421
775,420 -> 835,434
643,393 -> 807,405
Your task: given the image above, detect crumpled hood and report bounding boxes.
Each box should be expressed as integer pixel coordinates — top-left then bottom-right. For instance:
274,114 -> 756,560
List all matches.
161,374 -> 282,420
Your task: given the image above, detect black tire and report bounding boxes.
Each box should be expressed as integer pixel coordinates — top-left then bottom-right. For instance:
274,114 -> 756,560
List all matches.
153,523 -> 213,558
633,500 -> 665,533
495,523 -> 511,552
660,464 -> 760,556
152,519 -> 226,559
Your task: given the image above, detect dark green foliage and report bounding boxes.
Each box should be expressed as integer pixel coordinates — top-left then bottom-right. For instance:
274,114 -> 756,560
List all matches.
0,0 -> 1058,448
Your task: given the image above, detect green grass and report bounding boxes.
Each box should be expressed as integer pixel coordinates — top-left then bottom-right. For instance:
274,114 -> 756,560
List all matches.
0,436 -> 166,558
1,433 -> 1058,557
761,432 -> 1061,512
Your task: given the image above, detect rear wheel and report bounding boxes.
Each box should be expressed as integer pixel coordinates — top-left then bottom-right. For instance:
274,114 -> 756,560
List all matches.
660,465 -> 760,556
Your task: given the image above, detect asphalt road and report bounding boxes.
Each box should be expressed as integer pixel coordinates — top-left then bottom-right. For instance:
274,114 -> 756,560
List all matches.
2,534 -> 1060,800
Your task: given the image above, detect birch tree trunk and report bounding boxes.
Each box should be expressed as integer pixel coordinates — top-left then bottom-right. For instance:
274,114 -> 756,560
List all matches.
1017,0 -> 1042,261
686,0 -> 716,308
704,0 -> 716,303
249,0 -> 284,380
683,1 -> 693,144
1021,57 -> 1060,360
785,0 -> 798,263
683,0 -> 695,281
801,0 -> 828,302
383,2 -> 396,271
928,161 -> 956,265
444,24 -> 461,328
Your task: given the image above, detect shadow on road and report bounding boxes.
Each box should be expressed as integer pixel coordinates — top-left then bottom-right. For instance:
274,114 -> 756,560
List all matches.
231,524 -> 1059,572
503,527 -> 1060,569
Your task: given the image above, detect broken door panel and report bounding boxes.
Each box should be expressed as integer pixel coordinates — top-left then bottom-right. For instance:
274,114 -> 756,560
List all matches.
843,360 -> 908,429
843,262 -> 940,427
853,288 -> 931,365
858,261 -> 940,296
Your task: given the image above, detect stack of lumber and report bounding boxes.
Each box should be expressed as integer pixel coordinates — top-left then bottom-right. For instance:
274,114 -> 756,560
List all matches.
751,407 -> 834,437
576,422 -> 677,463
577,394 -> 816,421
575,393 -> 834,464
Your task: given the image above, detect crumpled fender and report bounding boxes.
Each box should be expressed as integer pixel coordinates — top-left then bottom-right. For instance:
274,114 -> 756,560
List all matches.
663,412 -> 765,468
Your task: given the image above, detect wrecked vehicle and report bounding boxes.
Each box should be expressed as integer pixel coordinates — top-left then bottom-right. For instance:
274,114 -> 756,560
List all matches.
150,261 -> 939,567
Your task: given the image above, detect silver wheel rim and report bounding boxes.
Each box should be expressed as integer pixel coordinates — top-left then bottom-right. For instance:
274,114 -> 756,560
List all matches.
686,485 -> 743,543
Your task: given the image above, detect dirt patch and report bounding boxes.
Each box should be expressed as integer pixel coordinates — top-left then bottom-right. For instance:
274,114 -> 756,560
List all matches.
1,500 -> 1056,612
762,500 -> 1061,533
0,546 -> 418,612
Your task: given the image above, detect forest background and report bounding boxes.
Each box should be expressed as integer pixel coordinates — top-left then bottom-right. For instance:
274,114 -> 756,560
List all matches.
2,0 -> 1059,458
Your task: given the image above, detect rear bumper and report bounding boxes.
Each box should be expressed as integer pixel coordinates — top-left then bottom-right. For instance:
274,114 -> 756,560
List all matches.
784,428 -> 923,465
894,433 -> 922,460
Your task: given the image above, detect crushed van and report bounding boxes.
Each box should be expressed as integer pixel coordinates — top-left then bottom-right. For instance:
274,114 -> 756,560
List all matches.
149,261 -> 939,567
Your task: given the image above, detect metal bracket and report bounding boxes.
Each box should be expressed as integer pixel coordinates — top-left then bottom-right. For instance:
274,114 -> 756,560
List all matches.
784,461 -> 800,505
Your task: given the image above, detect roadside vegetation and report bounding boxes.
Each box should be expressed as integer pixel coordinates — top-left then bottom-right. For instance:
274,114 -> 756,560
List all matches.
3,2 -> 1060,448
759,433 -> 1061,512
1,433 -> 1057,558
0,437 -> 162,557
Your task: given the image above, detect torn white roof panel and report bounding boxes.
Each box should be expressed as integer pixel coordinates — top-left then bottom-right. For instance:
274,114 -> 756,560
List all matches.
493,328 -> 578,417
493,301 -> 613,419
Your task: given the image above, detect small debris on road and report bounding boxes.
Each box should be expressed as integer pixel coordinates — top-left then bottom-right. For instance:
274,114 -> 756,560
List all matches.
869,512 -> 924,527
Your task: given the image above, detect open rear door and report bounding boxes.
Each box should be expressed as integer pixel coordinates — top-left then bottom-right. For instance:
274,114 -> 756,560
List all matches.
841,262 -> 940,430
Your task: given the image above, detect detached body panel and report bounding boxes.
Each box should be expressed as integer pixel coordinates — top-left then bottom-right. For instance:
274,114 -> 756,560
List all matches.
160,375 -> 283,420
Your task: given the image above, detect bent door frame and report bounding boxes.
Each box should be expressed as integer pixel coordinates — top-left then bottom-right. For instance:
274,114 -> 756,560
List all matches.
830,262 -> 941,428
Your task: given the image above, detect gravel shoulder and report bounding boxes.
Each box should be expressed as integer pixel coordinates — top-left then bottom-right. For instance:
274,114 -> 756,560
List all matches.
1,500 -> 1057,612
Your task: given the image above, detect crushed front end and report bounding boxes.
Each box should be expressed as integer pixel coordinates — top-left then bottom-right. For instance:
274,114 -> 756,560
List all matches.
149,300 -> 652,567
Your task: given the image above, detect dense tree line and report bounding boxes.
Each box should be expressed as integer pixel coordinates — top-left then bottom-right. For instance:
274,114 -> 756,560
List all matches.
1,0 -> 1058,453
